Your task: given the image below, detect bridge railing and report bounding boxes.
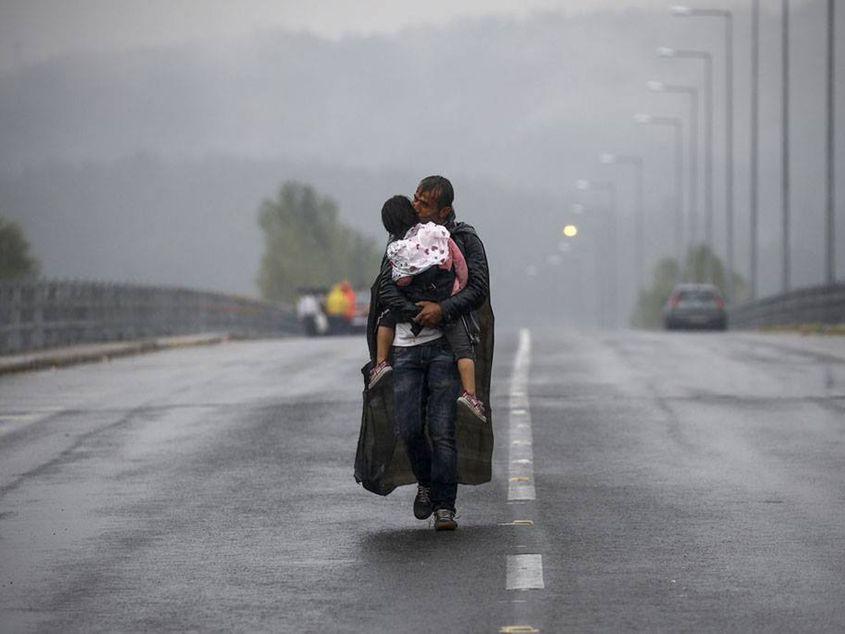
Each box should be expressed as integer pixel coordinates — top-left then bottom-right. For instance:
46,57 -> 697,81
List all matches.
728,283 -> 845,329
0,280 -> 299,355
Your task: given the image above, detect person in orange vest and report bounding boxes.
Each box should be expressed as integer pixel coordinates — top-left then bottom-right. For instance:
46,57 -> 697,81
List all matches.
339,280 -> 357,320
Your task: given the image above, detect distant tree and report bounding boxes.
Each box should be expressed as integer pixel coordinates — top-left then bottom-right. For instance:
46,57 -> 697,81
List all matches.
630,257 -> 679,329
0,215 -> 39,281
682,244 -> 748,301
257,182 -> 381,302
630,245 -> 748,328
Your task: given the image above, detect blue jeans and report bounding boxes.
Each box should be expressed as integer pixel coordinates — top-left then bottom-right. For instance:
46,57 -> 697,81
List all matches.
392,338 -> 460,511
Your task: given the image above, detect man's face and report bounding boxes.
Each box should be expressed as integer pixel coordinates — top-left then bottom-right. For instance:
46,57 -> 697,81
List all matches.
413,188 -> 450,224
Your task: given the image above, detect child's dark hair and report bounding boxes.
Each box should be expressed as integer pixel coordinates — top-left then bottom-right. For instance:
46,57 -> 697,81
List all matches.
381,195 -> 417,238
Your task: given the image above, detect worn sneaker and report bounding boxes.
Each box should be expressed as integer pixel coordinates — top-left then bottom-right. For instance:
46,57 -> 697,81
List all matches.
457,390 -> 487,423
433,508 -> 458,531
368,361 -> 393,389
413,485 -> 433,520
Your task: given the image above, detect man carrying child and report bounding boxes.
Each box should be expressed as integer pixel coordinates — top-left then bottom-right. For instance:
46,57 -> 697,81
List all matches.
371,175 -> 492,531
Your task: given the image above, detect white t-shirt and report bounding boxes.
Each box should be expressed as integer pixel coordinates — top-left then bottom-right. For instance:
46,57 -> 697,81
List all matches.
393,322 -> 443,347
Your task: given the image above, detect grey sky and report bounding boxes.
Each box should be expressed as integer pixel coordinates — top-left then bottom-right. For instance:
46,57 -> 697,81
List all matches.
2,0 -> 754,71
1,0 -> 839,307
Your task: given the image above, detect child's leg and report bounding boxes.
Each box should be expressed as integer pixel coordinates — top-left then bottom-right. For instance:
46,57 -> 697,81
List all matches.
457,358 -> 476,395
376,325 -> 395,364
443,320 -> 478,395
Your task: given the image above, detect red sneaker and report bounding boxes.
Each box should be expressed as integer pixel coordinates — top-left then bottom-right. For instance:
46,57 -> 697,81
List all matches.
368,361 -> 393,389
457,390 -> 487,423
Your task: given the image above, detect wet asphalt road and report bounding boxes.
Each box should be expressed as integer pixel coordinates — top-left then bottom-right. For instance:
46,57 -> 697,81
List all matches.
1,330 -> 844,632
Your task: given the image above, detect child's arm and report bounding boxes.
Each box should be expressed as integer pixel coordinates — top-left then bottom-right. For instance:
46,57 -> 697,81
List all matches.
439,231 -> 489,323
448,238 -> 468,294
377,260 -> 420,323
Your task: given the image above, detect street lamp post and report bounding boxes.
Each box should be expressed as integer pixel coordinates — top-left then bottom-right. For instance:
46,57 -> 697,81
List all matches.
751,0 -> 760,298
600,153 -> 645,290
672,5 -> 735,302
647,81 -> 699,256
826,0 -> 836,285
635,114 -> 685,281
782,0 -> 791,292
657,47 -> 715,278
576,179 -> 619,328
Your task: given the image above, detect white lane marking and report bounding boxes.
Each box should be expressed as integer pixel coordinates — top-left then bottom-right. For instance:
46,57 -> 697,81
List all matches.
503,330 -> 544,603
508,329 -> 535,502
498,519 -> 534,527
506,554 -> 544,590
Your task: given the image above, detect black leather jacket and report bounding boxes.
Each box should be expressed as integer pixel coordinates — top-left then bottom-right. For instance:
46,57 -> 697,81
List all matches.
439,216 -> 490,324
397,265 -> 456,305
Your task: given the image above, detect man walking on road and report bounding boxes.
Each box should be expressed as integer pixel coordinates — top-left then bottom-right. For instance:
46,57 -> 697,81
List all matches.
376,175 -> 491,530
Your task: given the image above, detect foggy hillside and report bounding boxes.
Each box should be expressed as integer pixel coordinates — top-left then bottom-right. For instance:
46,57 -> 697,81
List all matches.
0,3 -> 842,322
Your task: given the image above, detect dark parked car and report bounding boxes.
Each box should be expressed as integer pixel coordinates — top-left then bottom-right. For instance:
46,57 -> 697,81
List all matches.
663,283 -> 727,330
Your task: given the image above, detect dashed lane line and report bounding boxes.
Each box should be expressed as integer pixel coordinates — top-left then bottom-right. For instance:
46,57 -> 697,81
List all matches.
501,329 -> 543,633
506,554 -> 545,590
508,329 -> 535,502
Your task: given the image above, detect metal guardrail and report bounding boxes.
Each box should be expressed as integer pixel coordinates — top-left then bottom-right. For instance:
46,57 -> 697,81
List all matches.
728,283 -> 845,329
0,280 -> 299,355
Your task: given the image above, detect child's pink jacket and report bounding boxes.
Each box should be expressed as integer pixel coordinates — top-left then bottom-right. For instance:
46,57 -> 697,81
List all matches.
388,222 -> 468,295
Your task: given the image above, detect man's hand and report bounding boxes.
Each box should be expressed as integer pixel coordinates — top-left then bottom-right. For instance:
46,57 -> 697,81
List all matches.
414,301 -> 443,327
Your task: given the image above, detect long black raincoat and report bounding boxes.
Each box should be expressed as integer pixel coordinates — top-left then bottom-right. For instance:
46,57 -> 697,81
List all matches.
354,215 -> 494,496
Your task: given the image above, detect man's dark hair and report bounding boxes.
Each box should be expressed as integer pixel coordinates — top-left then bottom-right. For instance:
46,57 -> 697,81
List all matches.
381,195 -> 417,237
417,175 -> 454,210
